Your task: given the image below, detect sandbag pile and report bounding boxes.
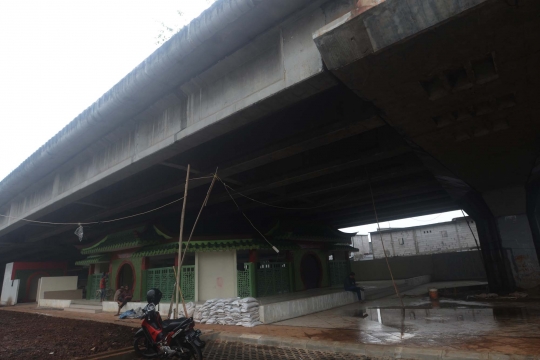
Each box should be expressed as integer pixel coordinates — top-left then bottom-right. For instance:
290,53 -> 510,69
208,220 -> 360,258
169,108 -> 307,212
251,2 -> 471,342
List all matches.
197,297 -> 262,327
176,301 -> 196,318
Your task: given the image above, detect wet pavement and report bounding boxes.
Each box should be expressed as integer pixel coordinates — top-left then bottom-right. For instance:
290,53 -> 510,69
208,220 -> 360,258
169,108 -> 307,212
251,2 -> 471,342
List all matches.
2,282 -> 540,357
273,294 -> 540,356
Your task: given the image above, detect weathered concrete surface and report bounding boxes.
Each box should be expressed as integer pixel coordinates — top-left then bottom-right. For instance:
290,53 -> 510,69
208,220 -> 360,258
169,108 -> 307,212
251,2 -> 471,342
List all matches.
352,251 -> 487,282
0,0 -> 368,237
43,289 -> 82,300
259,290 -> 357,323
314,0 -> 487,69
498,214 -> 540,289
37,299 -> 71,308
313,0 -> 540,291
259,276 -> 430,323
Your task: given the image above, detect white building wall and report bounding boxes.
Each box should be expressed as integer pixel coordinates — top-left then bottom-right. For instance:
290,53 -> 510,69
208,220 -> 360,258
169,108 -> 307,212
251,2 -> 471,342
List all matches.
195,251 -> 237,301
455,219 -> 480,249
372,218 -> 479,258
0,263 -> 20,306
36,276 -> 78,301
387,230 -> 417,257
352,235 -> 370,253
371,233 -> 393,259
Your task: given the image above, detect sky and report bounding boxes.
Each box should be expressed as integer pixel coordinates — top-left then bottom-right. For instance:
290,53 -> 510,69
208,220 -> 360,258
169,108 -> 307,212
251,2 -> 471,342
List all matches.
0,0 -> 214,182
339,209 -> 468,240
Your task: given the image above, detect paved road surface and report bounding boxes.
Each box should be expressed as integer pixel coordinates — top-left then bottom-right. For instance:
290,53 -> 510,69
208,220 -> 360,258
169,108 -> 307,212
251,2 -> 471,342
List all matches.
202,341 -> 366,360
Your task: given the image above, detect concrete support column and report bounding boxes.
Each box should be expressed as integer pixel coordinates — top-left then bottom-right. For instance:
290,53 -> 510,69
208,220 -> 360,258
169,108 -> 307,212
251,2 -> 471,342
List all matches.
457,190 -> 515,293
526,176 -> 540,271
482,187 -> 540,290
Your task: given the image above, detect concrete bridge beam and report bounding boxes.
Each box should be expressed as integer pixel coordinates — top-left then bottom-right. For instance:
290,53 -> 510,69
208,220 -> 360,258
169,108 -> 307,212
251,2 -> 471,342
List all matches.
313,0 -> 540,292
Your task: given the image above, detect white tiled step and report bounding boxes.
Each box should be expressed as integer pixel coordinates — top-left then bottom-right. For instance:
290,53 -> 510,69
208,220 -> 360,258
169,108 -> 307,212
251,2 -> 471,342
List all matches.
64,307 -> 102,314
69,304 -> 103,310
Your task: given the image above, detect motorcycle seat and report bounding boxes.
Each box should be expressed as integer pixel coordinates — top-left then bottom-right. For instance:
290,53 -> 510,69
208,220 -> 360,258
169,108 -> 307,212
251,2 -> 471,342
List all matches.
162,318 -> 187,332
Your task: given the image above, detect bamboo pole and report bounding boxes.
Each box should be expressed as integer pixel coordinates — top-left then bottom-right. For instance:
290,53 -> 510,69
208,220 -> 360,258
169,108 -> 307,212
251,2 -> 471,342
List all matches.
167,266 -> 177,319
366,169 -> 404,307
176,164 -> 190,318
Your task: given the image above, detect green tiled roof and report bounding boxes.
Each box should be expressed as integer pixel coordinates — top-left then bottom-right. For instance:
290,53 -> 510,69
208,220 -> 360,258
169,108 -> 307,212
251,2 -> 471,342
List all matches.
75,254 -> 111,266
132,238 -> 299,258
266,221 -> 352,243
327,244 -> 359,252
81,225 -> 171,255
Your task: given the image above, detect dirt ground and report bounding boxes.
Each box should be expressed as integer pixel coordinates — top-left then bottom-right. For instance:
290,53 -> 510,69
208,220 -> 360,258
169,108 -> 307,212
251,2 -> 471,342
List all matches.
0,311 -> 136,359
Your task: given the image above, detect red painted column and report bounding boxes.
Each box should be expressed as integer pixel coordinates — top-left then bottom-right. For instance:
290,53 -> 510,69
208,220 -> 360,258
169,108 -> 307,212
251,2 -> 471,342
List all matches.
248,249 -> 258,263
88,264 -> 95,276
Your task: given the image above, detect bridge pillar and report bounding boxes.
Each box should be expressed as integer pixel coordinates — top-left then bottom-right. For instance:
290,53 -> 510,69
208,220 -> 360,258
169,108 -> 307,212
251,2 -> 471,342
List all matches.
480,187 -> 540,291
459,194 -> 515,294
526,175 -> 540,286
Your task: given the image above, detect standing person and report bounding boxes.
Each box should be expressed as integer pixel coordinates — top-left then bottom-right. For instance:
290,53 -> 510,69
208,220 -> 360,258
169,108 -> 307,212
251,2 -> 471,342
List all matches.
344,272 -> 364,302
99,272 -> 108,302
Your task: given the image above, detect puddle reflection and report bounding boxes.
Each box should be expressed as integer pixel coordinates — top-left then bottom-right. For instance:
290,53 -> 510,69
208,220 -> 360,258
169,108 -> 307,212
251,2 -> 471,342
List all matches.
351,301 -> 531,337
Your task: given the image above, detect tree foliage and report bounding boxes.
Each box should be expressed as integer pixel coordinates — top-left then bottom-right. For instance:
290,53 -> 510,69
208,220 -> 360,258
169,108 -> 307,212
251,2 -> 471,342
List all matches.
155,10 -> 183,45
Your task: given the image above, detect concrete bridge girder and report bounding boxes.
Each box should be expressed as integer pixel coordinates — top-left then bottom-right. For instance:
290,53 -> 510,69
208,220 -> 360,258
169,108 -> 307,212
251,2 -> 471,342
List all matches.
0,0 -> 365,238
313,0 -> 540,291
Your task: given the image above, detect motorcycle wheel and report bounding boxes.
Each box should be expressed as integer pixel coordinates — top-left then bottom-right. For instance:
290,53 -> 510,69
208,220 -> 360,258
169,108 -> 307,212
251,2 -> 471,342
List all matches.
134,334 -> 159,358
174,341 -> 203,360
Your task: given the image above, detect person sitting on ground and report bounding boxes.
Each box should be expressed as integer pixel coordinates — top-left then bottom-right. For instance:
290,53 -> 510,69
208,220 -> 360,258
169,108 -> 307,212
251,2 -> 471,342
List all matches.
123,285 -> 133,302
114,286 -> 126,316
113,286 -> 123,303
115,285 -> 133,316
344,272 -> 364,302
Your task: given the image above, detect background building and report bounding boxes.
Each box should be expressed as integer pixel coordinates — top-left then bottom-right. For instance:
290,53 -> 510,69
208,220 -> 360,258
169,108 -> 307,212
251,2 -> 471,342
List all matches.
351,235 -> 372,261
370,217 -> 479,259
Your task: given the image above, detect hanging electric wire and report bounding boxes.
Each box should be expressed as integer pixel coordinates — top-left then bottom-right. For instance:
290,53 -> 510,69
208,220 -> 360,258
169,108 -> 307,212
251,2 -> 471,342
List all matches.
0,196 -> 186,226
217,176 -> 279,253
220,180 -> 358,210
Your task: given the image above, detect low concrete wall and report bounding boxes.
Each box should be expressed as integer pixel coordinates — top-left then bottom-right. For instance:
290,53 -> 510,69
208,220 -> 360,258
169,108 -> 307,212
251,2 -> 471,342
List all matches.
38,299 -> 72,308
259,291 -> 357,324
102,301 -> 192,317
43,289 -> 83,300
37,276 -> 78,301
1,263 -> 19,306
351,251 -> 486,282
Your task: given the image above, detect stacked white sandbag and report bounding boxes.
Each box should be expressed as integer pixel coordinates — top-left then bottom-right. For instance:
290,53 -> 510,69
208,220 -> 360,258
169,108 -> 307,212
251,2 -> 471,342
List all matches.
175,301 -> 196,318
197,297 -> 262,327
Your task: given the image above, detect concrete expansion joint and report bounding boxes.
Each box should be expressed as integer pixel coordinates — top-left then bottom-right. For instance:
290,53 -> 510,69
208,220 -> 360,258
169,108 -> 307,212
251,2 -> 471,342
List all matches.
212,331 -> 540,360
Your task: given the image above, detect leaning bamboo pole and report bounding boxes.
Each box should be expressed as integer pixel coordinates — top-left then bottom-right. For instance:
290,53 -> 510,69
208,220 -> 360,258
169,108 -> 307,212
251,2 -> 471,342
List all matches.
176,165 -> 190,319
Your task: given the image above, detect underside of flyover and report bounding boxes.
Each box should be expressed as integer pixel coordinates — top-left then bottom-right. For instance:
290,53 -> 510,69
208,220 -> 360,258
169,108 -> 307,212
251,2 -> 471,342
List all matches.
315,0 -> 540,292
1,0 -> 539,295
0,86 -> 457,264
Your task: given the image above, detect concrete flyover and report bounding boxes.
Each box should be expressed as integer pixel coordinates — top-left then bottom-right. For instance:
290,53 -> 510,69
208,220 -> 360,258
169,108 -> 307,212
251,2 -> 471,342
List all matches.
314,0 -> 540,291
0,0 -> 538,293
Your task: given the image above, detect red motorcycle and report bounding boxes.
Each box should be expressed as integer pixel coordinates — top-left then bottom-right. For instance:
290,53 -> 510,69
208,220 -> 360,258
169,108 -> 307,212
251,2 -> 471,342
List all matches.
134,289 -> 204,359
